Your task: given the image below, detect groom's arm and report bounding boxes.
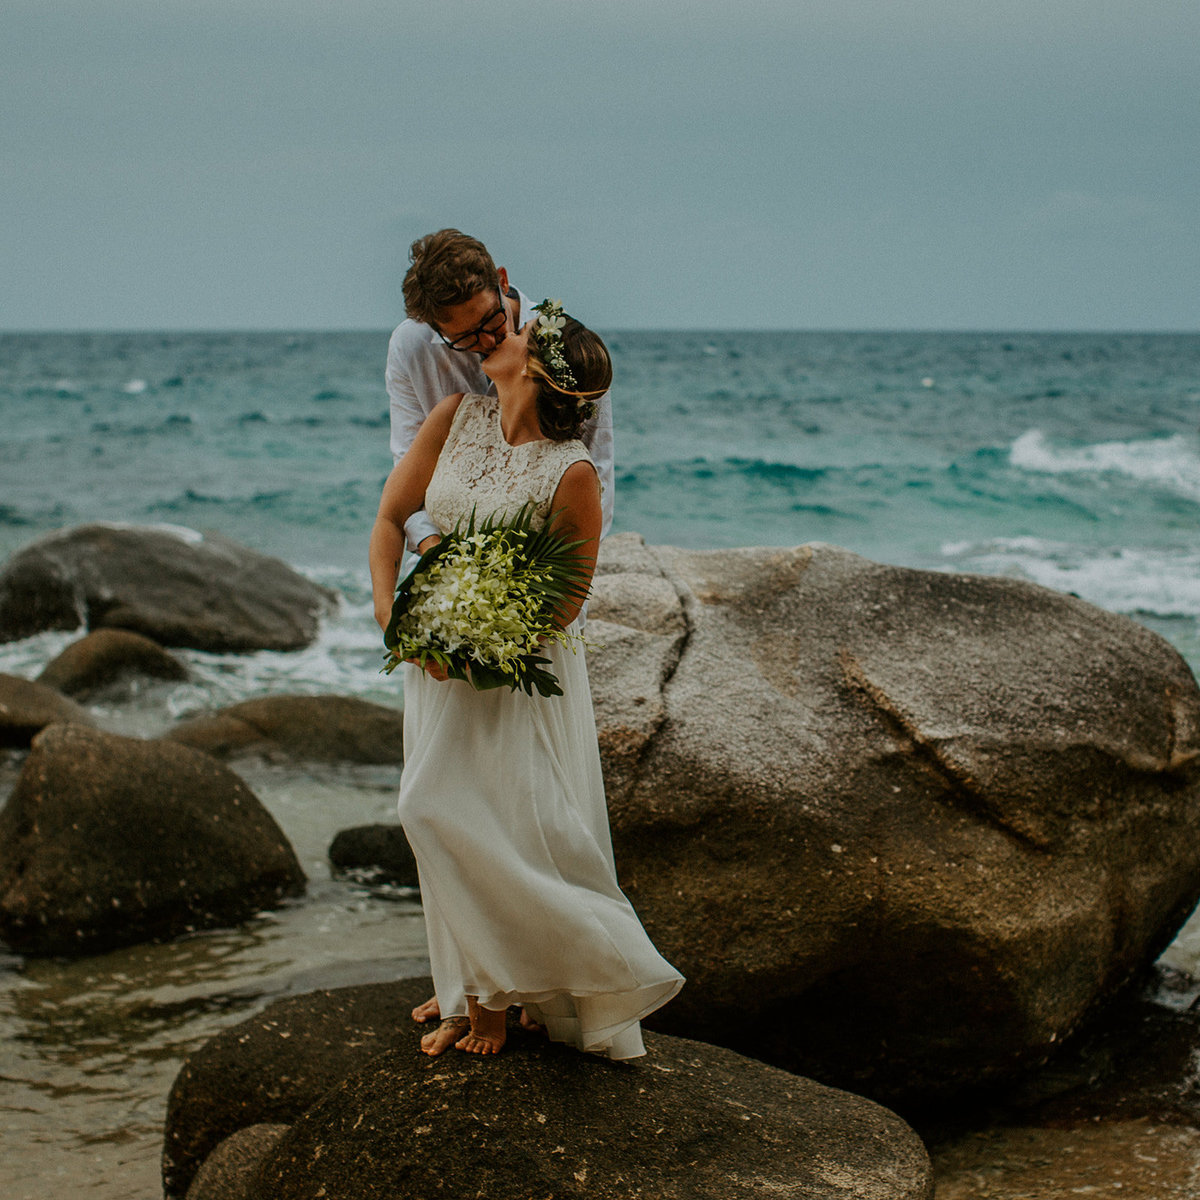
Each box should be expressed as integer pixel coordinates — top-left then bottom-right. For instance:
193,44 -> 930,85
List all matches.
386,324 -> 444,552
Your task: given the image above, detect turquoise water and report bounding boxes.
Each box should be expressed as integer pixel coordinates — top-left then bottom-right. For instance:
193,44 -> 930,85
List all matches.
4,329 -> 1199,674
1,329 -> 1199,1198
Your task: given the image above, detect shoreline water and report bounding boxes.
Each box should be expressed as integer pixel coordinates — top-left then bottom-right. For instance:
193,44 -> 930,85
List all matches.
3,327 -> 1200,1196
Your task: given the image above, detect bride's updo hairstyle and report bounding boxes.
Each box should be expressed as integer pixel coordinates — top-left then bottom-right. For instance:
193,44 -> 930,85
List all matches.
527,315 -> 612,442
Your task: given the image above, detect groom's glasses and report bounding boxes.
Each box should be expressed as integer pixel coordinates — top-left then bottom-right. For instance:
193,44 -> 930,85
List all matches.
438,288 -> 508,352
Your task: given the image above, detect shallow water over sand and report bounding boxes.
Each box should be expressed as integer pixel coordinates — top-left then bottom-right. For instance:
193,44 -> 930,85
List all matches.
0,753 -> 429,1200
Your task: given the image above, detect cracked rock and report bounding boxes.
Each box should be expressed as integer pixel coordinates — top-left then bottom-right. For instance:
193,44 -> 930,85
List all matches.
586,536 -> 1200,1105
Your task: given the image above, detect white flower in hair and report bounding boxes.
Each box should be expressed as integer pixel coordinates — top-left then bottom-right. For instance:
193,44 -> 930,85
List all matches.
530,299 -> 578,390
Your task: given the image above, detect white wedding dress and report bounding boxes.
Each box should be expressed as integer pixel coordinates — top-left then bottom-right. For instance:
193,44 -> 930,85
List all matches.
397,394 -> 683,1059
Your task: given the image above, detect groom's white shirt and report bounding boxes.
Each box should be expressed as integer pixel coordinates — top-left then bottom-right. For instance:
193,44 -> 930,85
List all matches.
385,287 -> 616,552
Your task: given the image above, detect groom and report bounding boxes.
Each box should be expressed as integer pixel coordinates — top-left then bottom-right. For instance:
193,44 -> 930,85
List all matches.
385,229 -> 616,1043
386,228 -> 615,555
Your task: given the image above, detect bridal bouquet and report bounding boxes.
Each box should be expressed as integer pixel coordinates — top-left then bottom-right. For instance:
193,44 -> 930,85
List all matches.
381,503 -> 592,697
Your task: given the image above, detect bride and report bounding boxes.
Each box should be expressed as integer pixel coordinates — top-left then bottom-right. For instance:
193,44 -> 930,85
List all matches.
369,303 -> 683,1059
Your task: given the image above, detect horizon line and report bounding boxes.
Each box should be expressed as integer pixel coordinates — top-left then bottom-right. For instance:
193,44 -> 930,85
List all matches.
2,325 -> 1197,337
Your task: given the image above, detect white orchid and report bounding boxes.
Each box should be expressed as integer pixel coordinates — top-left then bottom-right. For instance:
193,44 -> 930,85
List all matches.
530,299 -> 578,390
382,504 -> 592,697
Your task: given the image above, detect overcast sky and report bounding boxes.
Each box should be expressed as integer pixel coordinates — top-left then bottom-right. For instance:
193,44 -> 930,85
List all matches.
3,0 -> 1197,331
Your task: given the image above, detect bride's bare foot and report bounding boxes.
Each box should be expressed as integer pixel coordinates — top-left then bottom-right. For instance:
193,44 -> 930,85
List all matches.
412,996 -> 441,1024
420,1016 -> 468,1057
519,1008 -> 546,1035
456,997 -> 507,1056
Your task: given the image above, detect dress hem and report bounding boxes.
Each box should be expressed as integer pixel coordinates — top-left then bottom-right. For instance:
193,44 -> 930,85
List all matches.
436,977 -> 684,1061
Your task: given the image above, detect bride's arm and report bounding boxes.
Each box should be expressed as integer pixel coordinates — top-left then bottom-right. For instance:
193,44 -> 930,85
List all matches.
369,392 -> 464,630
545,460 -> 602,630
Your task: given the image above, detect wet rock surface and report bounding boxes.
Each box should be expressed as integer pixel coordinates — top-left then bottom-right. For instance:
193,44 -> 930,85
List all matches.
925,975 -> 1200,1198
0,524 -> 335,651
37,628 -> 187,699
163,694 -> 405,764
328,823 -> 418,886
0,723 -> 305,955
0,672 -> 95,747
931,1120 -> 1200,1199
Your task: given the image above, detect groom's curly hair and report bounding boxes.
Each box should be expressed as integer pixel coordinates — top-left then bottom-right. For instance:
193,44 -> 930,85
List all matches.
403,230 -> 499,327
530,318 -> 612,442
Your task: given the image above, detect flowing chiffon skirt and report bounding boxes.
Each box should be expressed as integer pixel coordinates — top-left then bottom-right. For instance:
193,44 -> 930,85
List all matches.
397,630 -> 683,1059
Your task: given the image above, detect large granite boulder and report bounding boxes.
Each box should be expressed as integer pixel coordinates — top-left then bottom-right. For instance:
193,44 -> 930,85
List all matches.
0,724 -> 305,955
37,628 -> 187,698
163,695 -> 404,764
0,672 -> 95,747
162,978 -> 932,1200
0,524 -> 335,651
585,535 -> 1200,1104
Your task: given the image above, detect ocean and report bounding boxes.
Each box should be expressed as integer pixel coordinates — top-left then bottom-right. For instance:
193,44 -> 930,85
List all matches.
2,329 -> 1200,1197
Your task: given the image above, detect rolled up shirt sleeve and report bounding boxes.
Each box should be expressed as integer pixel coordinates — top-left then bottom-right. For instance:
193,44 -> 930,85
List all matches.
386,325 -> 444,551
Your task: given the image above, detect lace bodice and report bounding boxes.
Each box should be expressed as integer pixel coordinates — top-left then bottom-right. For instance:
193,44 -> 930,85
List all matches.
425,394 -> 595,534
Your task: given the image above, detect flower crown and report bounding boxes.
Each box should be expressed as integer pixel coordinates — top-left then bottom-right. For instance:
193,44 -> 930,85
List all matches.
530,299 -> 579,392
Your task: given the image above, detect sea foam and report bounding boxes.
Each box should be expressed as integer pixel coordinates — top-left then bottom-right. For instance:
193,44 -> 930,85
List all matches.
1011,430 -> 1200,504
941,535 -> 1200,620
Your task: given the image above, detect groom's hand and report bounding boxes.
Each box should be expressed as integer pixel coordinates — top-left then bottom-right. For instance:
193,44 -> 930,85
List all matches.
417,534 -> 442,554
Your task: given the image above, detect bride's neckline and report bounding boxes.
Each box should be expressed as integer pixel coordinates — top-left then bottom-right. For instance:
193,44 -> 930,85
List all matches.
490,394 -> 550,449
